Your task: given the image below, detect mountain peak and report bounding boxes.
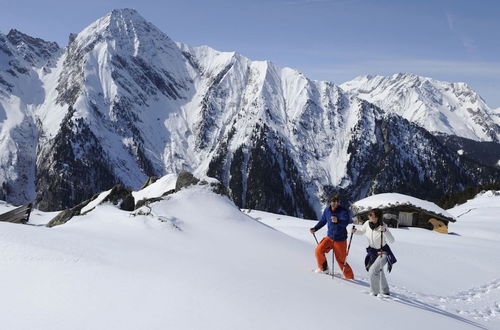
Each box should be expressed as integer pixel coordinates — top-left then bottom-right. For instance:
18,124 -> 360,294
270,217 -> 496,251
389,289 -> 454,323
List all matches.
76,8 -> 168,45
392,72 -> 420,80
7,29 -> 59,50
110,8 -> 140,17
107,8 -> 148,27
5,29 -> 60,67
69,8 -> 179,62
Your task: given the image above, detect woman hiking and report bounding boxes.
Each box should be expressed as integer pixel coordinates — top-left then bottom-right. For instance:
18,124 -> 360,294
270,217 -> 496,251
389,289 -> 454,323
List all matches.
352,208 -> 396,296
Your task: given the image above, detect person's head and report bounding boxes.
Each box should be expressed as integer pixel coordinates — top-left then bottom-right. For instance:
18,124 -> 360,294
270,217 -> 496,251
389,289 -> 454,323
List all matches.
329,194 -> 341,208
367,208 -> 383,223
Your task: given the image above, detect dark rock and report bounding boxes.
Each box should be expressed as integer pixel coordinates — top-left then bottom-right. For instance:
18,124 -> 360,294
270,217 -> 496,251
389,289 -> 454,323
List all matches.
140,176 -> 159,190
103,184 -> 135,211
120,194 -> 135,211
68,33 -> 77,45
199,180 -> 229,197
162,189 -> 175,196
46,184 -> 135,227
46,198 -> 93,228
134,187 -> 175,209
175,171 -> 199,192
46,209 -> 77,228
135,197 -> 164,209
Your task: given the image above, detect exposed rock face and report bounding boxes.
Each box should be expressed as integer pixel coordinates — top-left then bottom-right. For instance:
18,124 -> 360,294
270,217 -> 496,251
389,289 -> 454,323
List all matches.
102,184 -> 135,211
36,114 -> 119,211
6,29 -> 60,68
435,134 -> 500,168
135,197 -> 165,210
46,183 -> 134,227
208,123 -> 316,218
175,171 -> 200,192
346,115 -> 496,202
46,198 -> 92,228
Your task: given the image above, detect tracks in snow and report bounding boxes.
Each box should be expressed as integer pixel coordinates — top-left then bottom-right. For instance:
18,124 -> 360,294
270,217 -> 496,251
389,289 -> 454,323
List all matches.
389,278 -> 500,324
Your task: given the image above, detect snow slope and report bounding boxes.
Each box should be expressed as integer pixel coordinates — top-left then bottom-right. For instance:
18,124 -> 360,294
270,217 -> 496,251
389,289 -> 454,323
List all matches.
253,191 -> 500,329
0,182 -> 497,329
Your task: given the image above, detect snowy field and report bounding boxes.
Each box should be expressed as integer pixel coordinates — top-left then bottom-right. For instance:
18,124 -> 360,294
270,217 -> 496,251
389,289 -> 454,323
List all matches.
0,183 -> 498,329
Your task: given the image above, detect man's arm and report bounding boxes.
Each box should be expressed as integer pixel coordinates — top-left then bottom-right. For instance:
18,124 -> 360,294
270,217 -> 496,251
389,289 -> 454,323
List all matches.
310,210 -> 327,232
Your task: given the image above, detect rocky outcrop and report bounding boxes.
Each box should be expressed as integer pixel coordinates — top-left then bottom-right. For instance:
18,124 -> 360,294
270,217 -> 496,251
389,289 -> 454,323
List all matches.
46,197 -> 93,228
101,184 -> 135,212
46,184 -> 134,227
175,171 -> 200,192
175,171 -> 229,197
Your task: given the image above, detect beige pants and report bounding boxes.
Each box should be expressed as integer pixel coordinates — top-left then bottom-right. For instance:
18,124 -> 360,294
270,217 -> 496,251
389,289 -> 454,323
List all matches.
368,255 -> 389,295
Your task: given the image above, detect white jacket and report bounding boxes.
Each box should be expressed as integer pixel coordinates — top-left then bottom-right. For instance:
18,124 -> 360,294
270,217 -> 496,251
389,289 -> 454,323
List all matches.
354,221 -> 395,249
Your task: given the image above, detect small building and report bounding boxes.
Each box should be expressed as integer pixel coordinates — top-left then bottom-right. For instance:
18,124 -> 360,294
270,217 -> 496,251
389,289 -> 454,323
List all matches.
352,193 -> 456,234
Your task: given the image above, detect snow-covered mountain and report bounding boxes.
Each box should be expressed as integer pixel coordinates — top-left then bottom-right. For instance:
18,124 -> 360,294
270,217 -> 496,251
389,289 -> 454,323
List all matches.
0,30 -> 61,204
341,73 -> 500,142
1,9 -> 499,216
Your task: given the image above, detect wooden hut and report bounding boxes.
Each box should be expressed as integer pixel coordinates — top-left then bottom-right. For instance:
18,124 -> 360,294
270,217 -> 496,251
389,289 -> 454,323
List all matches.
352,193 -> 456,234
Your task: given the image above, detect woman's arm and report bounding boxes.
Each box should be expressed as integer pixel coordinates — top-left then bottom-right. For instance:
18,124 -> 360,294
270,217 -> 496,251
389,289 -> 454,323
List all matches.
382,225 -> 395,243
353,220 -> 367,235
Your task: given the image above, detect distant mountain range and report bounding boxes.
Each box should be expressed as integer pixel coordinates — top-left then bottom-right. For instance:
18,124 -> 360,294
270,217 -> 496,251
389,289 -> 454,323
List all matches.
341,73 -> 500,142
1,8 -> 499,217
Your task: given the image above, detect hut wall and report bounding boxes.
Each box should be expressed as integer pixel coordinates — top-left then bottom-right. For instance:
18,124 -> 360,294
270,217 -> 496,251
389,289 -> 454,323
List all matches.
354,205 -> 450,230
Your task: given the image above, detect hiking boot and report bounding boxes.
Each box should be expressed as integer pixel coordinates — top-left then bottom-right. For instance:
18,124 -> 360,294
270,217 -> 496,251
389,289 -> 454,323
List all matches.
314,268 -> 329,274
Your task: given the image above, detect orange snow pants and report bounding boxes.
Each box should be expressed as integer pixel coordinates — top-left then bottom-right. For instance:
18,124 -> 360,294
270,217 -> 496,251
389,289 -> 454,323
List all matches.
315,237 -> 354,279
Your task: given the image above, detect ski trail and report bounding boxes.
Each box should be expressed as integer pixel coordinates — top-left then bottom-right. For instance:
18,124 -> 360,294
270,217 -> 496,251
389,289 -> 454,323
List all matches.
456,208 -> 478,218
387,278 -> 500,327
325,275 -> 483,328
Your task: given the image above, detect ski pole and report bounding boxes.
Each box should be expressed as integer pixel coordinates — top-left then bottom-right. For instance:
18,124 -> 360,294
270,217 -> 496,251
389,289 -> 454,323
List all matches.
312,231 -> 319,245
343,225 -> 355,270
380,227 -> 384,292
332,248 -> 335,279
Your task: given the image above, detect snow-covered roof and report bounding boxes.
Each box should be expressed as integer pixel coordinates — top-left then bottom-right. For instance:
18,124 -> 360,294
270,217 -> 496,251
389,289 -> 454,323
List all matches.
352,193 -> 456,222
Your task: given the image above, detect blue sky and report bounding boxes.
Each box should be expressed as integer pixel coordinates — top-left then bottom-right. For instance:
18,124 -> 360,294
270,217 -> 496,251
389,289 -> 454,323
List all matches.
1,0 -> 499,107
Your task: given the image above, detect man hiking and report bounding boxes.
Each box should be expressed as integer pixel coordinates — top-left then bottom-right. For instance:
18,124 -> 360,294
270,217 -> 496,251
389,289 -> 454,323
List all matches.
310,194 -> 354,279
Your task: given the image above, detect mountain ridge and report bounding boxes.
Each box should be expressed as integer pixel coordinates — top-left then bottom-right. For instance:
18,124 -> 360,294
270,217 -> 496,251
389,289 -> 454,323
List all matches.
0,8 -> 499,216
341,73 -> 500,142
